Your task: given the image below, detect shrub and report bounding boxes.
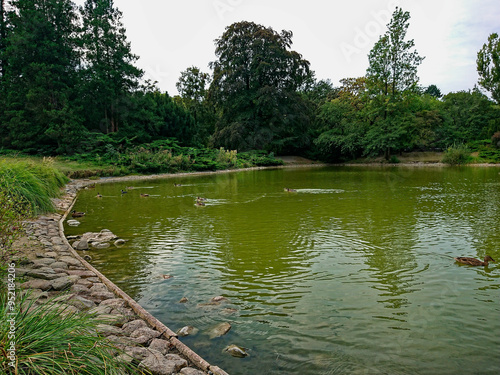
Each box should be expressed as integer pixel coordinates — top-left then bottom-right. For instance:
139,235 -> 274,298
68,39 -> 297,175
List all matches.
492,131 -> 500,148
442,144 -> 471,165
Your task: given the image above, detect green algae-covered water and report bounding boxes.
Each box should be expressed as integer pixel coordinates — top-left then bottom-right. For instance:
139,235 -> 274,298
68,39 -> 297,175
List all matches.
66,166 -> 500,375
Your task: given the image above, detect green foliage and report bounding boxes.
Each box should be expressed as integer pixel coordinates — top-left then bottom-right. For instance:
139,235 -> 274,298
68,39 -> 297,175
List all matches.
0,292 -> 146,374
0,159 -> 68,215
0,188 -> 28,269
442,144 -> 471,165
80,0 -> 143,134
424,84 -> 442,98
440,90 -> 500,144
477,32 -> 500,104
209,21 -> 313,152
1,0 -> 84,153
491,131 -> 500,148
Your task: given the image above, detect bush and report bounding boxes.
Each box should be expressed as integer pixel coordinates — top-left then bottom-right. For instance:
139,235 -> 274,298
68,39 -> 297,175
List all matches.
492,131 -> 500,148
442,144 -> 471,165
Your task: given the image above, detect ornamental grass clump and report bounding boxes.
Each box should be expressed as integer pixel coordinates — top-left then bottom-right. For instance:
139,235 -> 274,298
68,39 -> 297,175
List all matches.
0,292 -> 147,374
0,159 -> 68,215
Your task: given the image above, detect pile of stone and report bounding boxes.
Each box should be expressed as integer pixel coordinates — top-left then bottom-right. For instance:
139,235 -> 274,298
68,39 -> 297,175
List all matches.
70,229 -> 126,250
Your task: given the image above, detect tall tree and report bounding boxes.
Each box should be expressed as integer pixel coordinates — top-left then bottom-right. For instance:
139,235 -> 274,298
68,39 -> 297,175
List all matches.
80,0 -> 143,134
0,0 -> 7,79
477,32 -> 500,104
175,66 -> 214,145
2,0 -> 84,153
209,21 -> 313,152
365,7 -> 424,159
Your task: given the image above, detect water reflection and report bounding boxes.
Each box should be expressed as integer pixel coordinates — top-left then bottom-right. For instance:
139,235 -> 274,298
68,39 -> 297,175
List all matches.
65,167 -> 500,375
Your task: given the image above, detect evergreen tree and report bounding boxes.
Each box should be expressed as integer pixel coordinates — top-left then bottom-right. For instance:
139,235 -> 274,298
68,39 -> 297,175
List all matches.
2,0 -> 84,153
80,0 -> 143,134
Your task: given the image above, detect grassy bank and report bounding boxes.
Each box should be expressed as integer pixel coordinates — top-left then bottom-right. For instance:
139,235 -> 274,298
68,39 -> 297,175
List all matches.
1,140 -> 284,178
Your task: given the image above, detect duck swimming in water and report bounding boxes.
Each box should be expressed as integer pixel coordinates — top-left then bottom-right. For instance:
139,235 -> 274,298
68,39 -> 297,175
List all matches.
140,193 -> 149,197
284,188 -> 297,192
454,255 -> 495,266
71,210 -> 85,218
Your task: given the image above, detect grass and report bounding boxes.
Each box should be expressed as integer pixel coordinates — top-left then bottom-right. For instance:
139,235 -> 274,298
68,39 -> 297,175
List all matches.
0,292 -> 148,375
0,158 -> 69,215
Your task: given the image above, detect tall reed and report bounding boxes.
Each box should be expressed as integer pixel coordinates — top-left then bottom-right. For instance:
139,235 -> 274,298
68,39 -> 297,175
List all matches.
0,159 -> 68,215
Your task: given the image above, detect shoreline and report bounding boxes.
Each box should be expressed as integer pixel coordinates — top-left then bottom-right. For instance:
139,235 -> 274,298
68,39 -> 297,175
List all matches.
14,178 -> 229,375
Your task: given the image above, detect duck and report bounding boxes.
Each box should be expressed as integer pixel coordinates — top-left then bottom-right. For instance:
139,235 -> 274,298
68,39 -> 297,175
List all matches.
121,189 -> 128,194
196,197 -> 207,201
454,255 -> 495,266
195,201 -> 205,206
284,188 -> 297,192
140,193 -> 149,197
96,192 -> 102,198
174,183 -> 182,187
71,210 -> 85,218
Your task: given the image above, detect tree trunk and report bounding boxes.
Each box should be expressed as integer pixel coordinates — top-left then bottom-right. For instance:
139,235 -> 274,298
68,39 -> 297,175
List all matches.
384,147 -> 391,160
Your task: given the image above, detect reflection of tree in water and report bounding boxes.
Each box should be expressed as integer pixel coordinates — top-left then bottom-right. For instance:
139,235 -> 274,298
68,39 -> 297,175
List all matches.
341,169 -> 420,312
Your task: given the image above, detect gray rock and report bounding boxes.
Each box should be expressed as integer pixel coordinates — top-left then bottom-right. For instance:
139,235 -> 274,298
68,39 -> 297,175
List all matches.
114,239 -> 126,246
208,322 -> 231,339
71,284 -> 91,295
100,298 -> 126,309
45,252 -> 58,258
148,338 -> 171,355
50,262 -> 68,270
177,326 -> 198,337
32,258 -> 56,268
96,324 -> 123,337
59,256 -> 82,267
75,239 -> 89,251
67,295 -> 96,310
67,219 -> 81,227
26,269 -> 61,280
66,270 -> 96,277
97,314 -> 128,326
124,346 -> 152,361
224,344 -> 249,358
130,327 -> 161,344
90,291 -> 116,302
89,305 -> 113,315
93,243 -> 110,249
140,352 -> 187,375
179,368 -> 207,375
90,283 -> 108,293
21,279 -> 52,291
51,276 -> 76,291
122,319 -> 148,335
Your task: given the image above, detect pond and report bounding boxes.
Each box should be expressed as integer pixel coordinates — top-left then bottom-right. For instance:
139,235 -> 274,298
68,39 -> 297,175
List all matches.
65,166 -> 500,375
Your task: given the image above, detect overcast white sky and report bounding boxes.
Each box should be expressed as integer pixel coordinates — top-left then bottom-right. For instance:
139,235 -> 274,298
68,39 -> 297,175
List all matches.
73,0 -> 500,96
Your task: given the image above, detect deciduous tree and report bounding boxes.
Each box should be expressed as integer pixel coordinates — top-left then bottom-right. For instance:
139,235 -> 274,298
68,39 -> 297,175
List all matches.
365,7 -> 424,159
209,21 -> 313,152
477,32 -> 500,104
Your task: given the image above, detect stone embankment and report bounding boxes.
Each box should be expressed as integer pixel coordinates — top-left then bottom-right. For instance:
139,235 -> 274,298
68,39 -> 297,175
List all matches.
15,180 -> 229,375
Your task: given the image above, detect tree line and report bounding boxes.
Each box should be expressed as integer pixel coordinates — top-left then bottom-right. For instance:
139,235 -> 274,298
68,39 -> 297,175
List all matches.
0,2 -> 499,162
